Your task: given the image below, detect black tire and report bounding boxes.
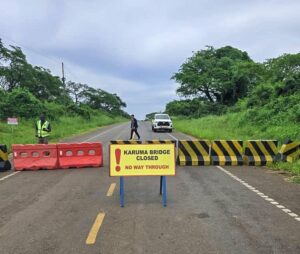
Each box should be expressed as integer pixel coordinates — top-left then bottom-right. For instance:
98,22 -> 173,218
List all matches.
6,161 -> 11,170
0,161 -> 11,171
169,129 -> 172,132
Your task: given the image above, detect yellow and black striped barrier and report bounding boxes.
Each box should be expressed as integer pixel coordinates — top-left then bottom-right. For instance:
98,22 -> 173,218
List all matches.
279,140 -> 300,162
110,140 -> 142,144
177,140 -> 210,166
211,140 -> 243,166
244,140 -> 278,166
0,144 -> 11,171
145,139 -> 177,146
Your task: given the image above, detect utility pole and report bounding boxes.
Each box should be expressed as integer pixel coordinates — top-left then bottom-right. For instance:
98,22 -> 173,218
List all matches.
62,62 -> 66,86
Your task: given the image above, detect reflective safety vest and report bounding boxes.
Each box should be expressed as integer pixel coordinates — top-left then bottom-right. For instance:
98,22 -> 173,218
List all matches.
37,120 -> 50,138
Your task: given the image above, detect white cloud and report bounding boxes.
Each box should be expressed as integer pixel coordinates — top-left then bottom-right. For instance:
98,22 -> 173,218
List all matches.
1,0 -> 299,119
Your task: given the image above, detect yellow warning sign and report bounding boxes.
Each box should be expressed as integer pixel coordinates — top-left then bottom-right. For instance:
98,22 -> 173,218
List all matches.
109,144 -> 176,176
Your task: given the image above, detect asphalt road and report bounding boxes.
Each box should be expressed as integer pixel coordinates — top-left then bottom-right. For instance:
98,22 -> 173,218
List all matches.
0,121 -> 299,254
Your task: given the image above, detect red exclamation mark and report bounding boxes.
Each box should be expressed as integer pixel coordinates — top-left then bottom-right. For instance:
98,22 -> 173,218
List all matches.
115,148 -> 121,172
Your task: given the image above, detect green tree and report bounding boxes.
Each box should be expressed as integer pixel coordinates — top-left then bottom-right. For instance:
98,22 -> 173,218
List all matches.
0,38 -> 128,120
0,44 -> 30,91
29,66 -> 67,102
166,98 -> 224,117
66,81 -> 89,104
172,46 -> 261,105
0,40 -> 68,102
82,87 -> 127,114
1,88 -> 44,119
145,112 -> 159,120
264,53 -> 300,82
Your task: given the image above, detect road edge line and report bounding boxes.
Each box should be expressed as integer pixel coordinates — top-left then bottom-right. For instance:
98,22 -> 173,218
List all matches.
166,133 -> 179,157
0,171 -> 20,182
216,166 -> 300,223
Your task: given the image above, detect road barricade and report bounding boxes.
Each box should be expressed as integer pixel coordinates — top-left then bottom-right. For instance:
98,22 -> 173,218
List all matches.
177,140 -> 210,166
278,140 -> 300,162
110,140 -> 142,144
145,139 -> 177,146
12,144 -> 58,171
211,140 -> 243,166
244,140 -> 278,166
0,144 -> 11,171
57,143 -> 103,169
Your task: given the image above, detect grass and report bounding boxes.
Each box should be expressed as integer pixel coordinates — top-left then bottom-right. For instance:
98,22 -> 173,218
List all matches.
173,113 -> 300,182
0,114 -> 127,151
269,161 -> 300,182
173,113 -> 300,142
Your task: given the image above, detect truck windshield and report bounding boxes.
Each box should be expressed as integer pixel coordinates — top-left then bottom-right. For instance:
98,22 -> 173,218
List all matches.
155,115 -> 170,120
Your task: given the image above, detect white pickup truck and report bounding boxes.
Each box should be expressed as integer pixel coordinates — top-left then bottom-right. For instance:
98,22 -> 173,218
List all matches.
152,113 -> 173,132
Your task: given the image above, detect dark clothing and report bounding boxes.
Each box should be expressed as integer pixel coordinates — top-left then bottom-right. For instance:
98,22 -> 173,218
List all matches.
130,117 -> 140,139
131,118 -> 138,129
38,137 -> 49,144
130,129 -> 140,140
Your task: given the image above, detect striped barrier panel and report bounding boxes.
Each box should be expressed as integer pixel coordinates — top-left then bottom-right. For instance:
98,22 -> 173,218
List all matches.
110,140 -> 142,144
278,140 -> 300,162
244,140 -> 278,166
0,144 -> 11,171
211,140 -> 243,166
177,140 -> 210,166
145,140 -> 177,146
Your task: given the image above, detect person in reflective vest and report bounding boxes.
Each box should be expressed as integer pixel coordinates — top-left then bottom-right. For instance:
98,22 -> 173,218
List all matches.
35,114 -> 51,144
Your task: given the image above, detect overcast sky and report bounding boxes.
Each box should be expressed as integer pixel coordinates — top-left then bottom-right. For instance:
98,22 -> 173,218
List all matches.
1,0 -> 299,119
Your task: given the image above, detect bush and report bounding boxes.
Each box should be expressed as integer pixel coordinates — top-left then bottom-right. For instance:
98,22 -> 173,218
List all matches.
66,103 -> 93,120
291,104 -> 300,122
0,88 -> 45,119
246,82 -> 275,107
44,102 -> 66,120
166,99 -> 226,118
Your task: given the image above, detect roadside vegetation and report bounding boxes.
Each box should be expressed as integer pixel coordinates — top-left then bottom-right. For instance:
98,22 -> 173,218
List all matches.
1,114 -> 125,150
173,115 -> 300,180
0,39 -> 128,149
166,45 -> 300,181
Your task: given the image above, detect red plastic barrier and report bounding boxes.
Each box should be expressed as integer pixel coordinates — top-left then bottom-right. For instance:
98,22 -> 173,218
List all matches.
57,143 -> 103,169
12,144 -> 58,171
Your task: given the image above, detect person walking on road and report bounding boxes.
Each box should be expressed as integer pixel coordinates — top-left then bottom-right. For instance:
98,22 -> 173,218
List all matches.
130,114 -> 140,140
35,113 -> 51,144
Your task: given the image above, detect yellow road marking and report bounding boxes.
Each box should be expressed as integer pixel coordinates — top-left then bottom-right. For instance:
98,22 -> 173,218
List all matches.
86,212 -> 105,245
106,183 -> 116,197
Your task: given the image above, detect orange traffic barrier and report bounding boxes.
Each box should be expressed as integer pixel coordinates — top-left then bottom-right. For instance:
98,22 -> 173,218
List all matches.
12,144 -> 58,171
57,143 -> 103,169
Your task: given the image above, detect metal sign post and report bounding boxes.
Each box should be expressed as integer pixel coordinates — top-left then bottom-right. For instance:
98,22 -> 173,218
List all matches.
120,175 -> 168,208
7,118 -> 18,146
120,176 -> 125,207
